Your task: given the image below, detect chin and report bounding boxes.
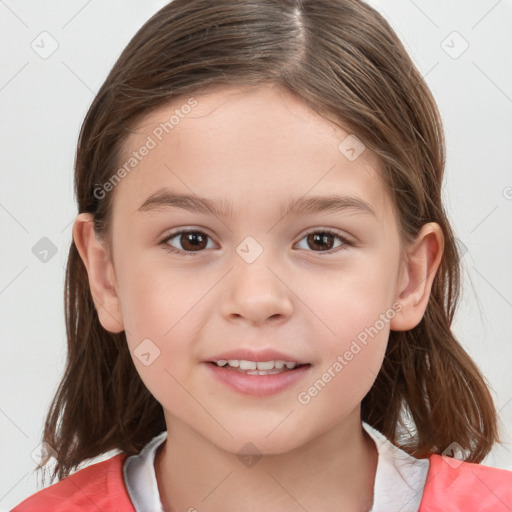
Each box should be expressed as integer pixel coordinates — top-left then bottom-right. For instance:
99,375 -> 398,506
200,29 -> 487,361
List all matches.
202,423 -> 313,457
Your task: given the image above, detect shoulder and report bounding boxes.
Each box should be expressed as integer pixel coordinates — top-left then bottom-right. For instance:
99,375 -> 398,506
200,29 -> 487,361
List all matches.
11,453 -> 135,512
419,453 -> 512,511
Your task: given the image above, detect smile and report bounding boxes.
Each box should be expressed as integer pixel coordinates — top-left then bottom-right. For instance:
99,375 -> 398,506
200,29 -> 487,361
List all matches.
206,360 -> 311,396
213,359 -> 300,375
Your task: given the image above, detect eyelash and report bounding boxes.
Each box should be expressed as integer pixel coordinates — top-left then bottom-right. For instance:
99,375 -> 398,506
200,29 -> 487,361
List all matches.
160,228 -> 353,257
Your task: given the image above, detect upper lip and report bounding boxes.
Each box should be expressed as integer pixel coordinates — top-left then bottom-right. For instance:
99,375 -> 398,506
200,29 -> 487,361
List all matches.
207,348 -> 309,364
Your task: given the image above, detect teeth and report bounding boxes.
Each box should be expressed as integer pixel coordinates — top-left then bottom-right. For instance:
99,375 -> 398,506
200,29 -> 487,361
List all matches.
215,359 -> 298,370
239,360 -> 257,370
246,369 -> 286,375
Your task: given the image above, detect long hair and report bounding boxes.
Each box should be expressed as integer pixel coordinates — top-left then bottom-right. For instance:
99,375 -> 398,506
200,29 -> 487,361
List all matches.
40,0 -> 499,484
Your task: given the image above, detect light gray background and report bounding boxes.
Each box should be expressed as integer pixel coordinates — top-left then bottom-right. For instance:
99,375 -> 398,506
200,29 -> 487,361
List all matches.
1,0 -> 511,509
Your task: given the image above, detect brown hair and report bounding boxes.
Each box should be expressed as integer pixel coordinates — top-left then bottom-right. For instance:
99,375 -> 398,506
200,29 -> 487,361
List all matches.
40,0 -> 499,484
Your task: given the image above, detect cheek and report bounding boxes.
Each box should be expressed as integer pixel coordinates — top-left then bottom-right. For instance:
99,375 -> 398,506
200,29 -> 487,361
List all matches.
292,254 -> 399,343
296,291 -> 392,424
317,300 -> 391,400
113,265 -> 197,395
117,268 -> 205,412
293,251 -> 398,400
115,255 -> 219,381
116,255 -> 209,341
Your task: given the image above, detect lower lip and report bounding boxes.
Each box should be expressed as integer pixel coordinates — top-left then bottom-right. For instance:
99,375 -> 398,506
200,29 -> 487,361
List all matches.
204,362 -> 311,396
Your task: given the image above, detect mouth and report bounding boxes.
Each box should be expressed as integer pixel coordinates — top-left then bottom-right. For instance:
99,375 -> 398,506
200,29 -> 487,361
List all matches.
209,359 -> 310,375
205,358 -> 312,396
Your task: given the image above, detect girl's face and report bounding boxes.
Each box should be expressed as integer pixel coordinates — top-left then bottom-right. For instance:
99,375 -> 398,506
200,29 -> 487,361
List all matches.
108,83 -> 406,453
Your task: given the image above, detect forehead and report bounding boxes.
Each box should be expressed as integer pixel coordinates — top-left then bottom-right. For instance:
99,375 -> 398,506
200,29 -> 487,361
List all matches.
111,83 -> 395,224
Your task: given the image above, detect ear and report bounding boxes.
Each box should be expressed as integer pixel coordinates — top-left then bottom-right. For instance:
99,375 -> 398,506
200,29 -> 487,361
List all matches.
72,213 -> 124,333
390,222 -> 444,331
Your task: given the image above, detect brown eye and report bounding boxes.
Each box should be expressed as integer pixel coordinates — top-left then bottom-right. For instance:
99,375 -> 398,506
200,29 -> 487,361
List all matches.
306,232 -> 335,251
296,230 -> 350,253
162,230 -> 214,255
179,232 -> 208,251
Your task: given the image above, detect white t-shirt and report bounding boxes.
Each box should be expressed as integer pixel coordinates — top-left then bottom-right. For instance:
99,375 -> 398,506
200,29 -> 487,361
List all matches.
123,421 -> 429,512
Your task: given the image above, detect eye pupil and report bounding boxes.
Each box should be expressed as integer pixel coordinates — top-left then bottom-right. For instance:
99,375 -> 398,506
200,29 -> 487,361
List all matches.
181,232 -> 207,251
307,232 -> 334,251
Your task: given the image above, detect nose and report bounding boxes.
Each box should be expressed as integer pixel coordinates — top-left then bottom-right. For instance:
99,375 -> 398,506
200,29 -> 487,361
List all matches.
220,249 -> 294,325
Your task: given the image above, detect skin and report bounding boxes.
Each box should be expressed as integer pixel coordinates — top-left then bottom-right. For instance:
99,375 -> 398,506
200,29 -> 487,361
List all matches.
74,83 -> 443,511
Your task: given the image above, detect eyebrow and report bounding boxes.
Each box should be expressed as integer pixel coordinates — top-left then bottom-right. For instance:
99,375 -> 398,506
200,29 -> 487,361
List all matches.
137,188 -> 376,219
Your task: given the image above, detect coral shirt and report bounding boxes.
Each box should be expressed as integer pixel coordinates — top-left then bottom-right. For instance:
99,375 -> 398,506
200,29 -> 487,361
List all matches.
12,422 -> 512,511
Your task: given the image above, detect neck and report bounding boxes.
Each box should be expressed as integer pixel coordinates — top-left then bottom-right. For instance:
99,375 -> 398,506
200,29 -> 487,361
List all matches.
154,409 -> 378,512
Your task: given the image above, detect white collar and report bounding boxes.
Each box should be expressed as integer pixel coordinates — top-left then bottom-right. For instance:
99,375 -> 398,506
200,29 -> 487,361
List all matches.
362,422 -> 429,511
123,422 -> 429,511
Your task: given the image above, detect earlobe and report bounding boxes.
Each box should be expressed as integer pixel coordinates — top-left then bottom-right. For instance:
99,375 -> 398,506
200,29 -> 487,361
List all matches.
390,222 -> 444,331
72,213 -> 124,333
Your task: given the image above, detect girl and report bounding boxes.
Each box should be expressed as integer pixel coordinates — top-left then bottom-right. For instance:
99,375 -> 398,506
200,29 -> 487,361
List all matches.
13,0 -> 512,510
